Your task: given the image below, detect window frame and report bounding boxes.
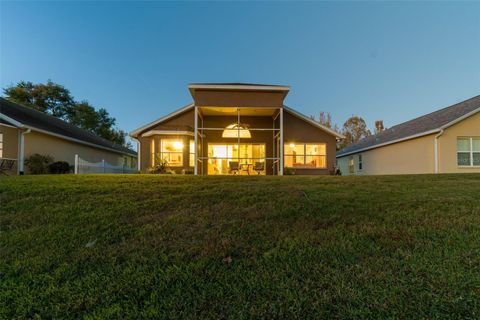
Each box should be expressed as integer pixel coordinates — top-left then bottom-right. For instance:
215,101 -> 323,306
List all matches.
0,133 -> 3,158
284,143 -> 327,169
457,137 -> 480,168
189,140 -> 195,167
159,138 -> 184,167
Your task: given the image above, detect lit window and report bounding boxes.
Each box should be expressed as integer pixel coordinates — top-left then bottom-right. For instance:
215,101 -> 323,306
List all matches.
457,137 -> 480,167
222,123 -> 251,138
284,143 -> 326,168
0,133 -> 3,158
189,140 -> 195,167
160,139 -> 184,167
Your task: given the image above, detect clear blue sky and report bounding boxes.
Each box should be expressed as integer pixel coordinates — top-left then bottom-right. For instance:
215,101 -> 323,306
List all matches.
1,1 -> 479,140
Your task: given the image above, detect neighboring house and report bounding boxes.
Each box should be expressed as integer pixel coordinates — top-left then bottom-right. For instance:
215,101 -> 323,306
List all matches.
0,97 -> 137,175
337,95 -> 480,175
130,83 -> 344,175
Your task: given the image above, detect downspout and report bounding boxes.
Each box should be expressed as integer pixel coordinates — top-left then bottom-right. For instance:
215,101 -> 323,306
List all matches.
434,129 -> 444,174
18,128 -> 31,175
130,137 -> 140,172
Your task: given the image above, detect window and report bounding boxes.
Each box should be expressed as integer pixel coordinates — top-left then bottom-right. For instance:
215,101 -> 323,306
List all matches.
457,137 -> 480,167
189,140 -> 195,167
150,139 -> 156,167
348,156 -> 354,174
160,139 -> 183,166
284,143 -> 326,168
358,154 -> 363,170
0,133 -> 3,158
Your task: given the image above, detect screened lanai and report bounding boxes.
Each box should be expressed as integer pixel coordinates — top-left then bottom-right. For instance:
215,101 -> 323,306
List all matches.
193,106 -> 284,175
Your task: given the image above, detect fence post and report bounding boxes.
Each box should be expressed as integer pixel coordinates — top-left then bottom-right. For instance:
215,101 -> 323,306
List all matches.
74,154 -> 79,174
102,159 -> 105,173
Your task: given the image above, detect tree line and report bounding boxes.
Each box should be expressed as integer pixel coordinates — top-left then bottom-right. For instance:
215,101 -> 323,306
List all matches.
310,112 -> 386,149
3,80 -> 131,148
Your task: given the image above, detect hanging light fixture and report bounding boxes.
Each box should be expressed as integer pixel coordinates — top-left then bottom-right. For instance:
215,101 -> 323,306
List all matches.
222,123 -> 251,138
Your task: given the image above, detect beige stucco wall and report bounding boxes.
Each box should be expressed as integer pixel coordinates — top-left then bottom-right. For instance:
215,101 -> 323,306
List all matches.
438,111 -> 480,173
24,131 -> 136,173
337,133 -> 436,176
0,124 -> 19,174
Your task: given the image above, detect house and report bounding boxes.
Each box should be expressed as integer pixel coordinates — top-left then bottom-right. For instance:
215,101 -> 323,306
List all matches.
0,97 -> 137,175
337,95 -> 480,175
130,83 -> 344,175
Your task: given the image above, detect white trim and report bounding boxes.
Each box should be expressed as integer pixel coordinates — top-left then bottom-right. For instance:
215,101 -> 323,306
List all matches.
0,112 -> 25,128
283,106 -> 345,139
194,106 -> 198,175
129,103 -> 194,138
337,129 -> 441,158
141,130 -> 194,137
27,126 -> 136,157
137,140 -> 141,171
188,84 -> 290,92
279,108 -> 284,175
457,136 -> 480,168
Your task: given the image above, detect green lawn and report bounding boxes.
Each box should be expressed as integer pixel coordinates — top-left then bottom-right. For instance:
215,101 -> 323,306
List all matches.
1,174 -> 480,319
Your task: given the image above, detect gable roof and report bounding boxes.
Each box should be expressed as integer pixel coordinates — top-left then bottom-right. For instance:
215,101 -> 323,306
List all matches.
0,97 -> 136,156
337,95 -> 480,157
130,103 -> 344,139
284,106 -> 345,139
129,103 -> 194,138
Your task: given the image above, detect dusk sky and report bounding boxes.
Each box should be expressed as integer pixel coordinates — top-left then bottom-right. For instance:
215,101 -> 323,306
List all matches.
1,1 -> 479,142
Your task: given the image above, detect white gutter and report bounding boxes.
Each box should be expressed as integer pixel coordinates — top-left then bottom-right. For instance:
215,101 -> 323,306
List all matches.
18,129 -> 31,175
434,130 -> 444,174
0,113 -> 25,128
141,130 -> 194,137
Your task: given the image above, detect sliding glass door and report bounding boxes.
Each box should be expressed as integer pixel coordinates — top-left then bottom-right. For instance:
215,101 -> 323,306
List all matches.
207,143 -> 266,175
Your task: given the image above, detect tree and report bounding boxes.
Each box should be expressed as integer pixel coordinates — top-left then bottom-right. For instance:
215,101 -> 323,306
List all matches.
339,116 -> 371,149
4,80 -> 74,118
3,80 -> 130,148
310,111 -> 341,134
374,120 -> 385,134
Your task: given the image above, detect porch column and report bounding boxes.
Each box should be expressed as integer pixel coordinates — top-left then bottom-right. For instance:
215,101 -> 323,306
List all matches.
194,106 -> 198,175
279,107 -> 284,176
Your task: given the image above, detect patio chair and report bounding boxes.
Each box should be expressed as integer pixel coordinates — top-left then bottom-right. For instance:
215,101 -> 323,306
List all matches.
0,159 -> 16,175
228,161 -> 240,175
253,162 -> 265,175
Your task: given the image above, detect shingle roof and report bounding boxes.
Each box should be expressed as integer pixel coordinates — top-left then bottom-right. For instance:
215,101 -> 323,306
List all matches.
0,97 -> 136,156
337,95 -> 480,157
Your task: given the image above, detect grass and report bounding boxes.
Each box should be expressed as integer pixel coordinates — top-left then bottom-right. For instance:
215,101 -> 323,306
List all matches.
1,174 -> 480,319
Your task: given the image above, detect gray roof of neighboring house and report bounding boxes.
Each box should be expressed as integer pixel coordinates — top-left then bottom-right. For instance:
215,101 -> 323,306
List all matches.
337,95 -> 480,157
0,97 -> 136,156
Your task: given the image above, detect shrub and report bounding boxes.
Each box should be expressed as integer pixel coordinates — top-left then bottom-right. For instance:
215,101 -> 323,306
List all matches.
48,161 -> 71,174
24,154 -> 53,174
148,158 -> 168,174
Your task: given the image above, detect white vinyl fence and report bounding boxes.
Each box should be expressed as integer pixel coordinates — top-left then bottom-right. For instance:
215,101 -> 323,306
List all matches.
74,154 -> 137,174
